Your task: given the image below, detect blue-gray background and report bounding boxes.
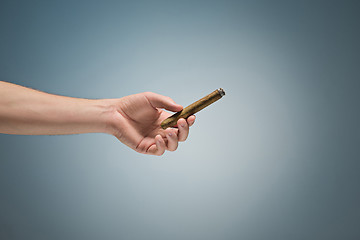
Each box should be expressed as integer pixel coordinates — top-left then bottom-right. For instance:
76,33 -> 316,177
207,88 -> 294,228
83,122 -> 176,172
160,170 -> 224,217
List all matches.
1,0 -> 359,239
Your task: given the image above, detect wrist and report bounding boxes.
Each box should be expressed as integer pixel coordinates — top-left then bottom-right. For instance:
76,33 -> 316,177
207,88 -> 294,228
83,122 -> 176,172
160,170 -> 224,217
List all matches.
94,99 -> 122,136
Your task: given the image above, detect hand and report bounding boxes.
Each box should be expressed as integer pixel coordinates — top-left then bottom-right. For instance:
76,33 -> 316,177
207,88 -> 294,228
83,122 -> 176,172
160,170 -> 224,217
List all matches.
0,81 -> 195,155
109,92 -> 195,155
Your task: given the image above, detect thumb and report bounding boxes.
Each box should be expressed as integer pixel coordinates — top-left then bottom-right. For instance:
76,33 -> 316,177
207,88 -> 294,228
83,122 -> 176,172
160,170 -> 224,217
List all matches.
144,92 -> 183,112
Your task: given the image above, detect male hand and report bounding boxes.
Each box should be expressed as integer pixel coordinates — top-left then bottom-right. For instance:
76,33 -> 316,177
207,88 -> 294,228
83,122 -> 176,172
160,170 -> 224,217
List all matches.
109,92 -> 195,155
0,81 -> 195,155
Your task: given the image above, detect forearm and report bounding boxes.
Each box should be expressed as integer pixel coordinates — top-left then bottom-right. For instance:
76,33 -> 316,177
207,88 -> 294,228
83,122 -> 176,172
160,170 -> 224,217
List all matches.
0,81 -> 114,135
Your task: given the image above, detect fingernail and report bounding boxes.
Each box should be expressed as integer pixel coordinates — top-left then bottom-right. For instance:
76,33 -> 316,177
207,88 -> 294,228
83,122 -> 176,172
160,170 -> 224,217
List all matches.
168,132 -> 173,136
180,123 -> 185,127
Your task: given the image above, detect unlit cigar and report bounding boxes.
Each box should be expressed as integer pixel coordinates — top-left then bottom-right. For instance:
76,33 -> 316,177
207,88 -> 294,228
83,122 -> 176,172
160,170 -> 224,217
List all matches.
161,88 -> 225,129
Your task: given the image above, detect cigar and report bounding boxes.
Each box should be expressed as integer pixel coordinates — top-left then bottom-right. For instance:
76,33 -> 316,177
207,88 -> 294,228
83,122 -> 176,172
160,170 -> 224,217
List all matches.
161,88 -> 225,129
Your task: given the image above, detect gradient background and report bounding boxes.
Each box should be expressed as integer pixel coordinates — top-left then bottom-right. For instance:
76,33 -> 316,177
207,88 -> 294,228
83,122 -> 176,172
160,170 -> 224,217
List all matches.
1,1 -> 359,239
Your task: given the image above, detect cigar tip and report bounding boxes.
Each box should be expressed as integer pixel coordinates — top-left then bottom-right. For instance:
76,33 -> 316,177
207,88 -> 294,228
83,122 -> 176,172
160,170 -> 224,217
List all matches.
217,88 -> 225,97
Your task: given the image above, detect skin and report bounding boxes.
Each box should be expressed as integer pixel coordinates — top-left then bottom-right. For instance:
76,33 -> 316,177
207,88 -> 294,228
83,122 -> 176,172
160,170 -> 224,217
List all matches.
0,81 -> 195,156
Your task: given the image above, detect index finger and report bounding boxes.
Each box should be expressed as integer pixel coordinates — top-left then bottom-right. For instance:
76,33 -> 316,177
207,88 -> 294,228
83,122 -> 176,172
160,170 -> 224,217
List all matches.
144,92 -> 183,112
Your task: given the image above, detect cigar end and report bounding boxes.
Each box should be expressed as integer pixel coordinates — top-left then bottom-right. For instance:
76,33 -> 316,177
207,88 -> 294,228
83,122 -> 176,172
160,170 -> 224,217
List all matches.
217,88 -> 225,97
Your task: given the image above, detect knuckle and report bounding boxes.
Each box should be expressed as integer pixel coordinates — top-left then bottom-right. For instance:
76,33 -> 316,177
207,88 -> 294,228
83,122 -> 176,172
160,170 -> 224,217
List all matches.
143,91 -> 155,99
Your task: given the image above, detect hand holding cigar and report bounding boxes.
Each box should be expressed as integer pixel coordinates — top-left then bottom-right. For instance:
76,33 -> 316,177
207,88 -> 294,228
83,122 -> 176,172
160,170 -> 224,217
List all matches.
161,88 -> 225,129
0,80 -> 223,156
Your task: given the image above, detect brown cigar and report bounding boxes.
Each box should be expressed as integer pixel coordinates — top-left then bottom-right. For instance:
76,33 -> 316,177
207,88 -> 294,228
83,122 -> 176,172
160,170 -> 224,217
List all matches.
161,88 -> 225,129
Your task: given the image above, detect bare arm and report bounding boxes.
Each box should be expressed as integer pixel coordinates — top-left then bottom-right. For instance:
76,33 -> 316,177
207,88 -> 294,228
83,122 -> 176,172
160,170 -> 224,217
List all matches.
0,81 -> 195,155
0,81 -> 113,135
